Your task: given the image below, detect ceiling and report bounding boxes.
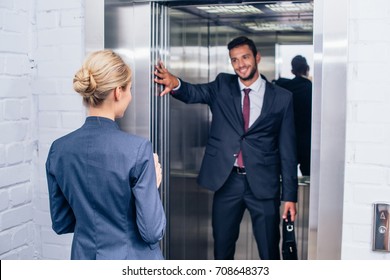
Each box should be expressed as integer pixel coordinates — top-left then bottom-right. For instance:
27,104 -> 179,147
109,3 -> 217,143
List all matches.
169,1 -> 314,45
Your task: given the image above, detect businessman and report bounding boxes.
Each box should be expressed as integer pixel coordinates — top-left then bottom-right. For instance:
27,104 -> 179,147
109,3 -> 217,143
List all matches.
154,36 -> 298,260
276,55 -> 312,176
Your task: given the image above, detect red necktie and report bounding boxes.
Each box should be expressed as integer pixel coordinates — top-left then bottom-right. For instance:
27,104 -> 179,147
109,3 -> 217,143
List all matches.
237,88 -> 251,167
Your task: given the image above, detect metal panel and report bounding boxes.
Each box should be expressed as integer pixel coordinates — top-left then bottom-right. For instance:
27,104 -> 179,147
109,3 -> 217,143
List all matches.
309,0 -> 348,259
296,179 -> 310,259
104,1 -> 171,258
105,2 -> 152,139
101,0 -> 314,260
150,2 -> 170,257
168,12 -> 213,260
85,0 -> 104,53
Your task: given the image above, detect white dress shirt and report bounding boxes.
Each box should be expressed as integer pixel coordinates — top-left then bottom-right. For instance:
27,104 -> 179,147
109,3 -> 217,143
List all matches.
238,76 -> 266,129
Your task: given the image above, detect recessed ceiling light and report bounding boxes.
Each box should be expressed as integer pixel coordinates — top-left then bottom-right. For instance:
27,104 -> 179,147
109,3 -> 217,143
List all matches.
244,21 -> 313,32
265,2 -> 313,13
196,5 -> 263,15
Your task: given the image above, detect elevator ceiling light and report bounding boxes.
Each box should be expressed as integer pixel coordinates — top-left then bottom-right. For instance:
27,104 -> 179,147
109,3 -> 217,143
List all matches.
244,21 -> 313,32
244,22 -> 293,31
265,2 -> 313,13
196,5 -> 263,15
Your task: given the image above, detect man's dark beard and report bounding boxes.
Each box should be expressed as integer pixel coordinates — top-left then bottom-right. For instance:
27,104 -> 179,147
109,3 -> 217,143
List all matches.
238,65 -> 258,81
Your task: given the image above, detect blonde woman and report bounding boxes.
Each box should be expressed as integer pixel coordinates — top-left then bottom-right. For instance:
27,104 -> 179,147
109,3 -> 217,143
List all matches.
46,50 -> 166,260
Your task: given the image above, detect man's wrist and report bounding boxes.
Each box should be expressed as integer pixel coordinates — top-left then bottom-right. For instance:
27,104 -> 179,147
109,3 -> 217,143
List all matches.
172,78 -> 181,91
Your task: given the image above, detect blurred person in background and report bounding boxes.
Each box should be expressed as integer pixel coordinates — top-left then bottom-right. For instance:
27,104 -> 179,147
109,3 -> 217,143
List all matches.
277,55 -> 312,176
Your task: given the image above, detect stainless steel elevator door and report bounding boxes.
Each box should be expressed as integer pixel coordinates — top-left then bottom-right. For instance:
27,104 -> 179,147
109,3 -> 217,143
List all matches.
106,0 -> 312,260
167,5 -> 312,259
167,8 -> 265,260
168,13 -> 213,259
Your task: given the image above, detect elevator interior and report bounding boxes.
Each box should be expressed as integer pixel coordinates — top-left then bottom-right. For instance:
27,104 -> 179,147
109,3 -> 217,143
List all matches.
167,2 -> 313,260
102,0 -> 314,260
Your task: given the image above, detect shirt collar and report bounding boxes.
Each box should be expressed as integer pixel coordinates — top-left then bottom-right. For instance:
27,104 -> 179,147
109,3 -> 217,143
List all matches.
238,75 -> 263,93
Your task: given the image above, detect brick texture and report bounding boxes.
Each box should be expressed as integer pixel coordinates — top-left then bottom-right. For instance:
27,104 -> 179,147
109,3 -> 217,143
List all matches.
0,0 -> 85,259
1,0 -> 390,261
343,0 -> 390,260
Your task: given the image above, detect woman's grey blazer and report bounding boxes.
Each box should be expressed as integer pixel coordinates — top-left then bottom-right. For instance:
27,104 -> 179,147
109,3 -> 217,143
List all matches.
46,117 -> 166,260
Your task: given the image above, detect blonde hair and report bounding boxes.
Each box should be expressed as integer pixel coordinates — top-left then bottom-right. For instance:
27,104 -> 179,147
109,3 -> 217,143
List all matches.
73,50 -> 132,107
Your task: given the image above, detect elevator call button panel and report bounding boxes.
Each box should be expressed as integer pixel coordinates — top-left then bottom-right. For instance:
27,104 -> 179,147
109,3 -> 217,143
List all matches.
373,203 -> 390,252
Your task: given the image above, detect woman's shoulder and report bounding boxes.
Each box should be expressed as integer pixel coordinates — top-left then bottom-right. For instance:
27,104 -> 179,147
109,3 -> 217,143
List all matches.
113,130 -> 153,155
116,130 -> 149,145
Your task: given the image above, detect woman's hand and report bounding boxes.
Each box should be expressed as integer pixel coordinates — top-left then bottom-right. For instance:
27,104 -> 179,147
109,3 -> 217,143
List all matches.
153,153 -> 162,188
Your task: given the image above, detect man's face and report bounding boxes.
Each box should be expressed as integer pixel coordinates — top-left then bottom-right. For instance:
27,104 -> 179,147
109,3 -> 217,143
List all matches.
229,44 -> 261,84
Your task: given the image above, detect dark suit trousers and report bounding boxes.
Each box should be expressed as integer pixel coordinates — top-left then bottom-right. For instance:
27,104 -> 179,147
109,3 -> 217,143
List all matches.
212,170 -> 281,260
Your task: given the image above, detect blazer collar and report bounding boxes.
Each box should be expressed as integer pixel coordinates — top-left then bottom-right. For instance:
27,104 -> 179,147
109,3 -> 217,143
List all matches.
84,116 -> 120,129
229,74 -> 276,133
260,74 -> 276,118
249,76 -> 277,129
212,76 -> 244,136
231,76 -> 242,119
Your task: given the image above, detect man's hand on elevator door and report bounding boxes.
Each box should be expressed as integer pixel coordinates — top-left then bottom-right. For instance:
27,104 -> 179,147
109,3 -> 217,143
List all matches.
154,61 -> 180,96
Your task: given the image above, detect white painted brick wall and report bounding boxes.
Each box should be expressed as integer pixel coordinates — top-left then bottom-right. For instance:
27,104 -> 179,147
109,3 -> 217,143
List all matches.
34,0 -> 85,260
0,0 -> 35,259
1,0 -> 390,261
0,0 -> 85,259
343,0 -> 390,259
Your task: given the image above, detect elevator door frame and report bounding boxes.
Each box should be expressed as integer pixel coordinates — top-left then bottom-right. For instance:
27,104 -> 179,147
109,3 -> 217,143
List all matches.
87,0 -> 348,260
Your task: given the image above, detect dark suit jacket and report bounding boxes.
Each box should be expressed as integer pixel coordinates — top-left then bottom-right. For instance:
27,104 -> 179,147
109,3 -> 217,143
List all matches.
46,117 -> 166,259
172,73 -> 298,202
279,76 -> 312,175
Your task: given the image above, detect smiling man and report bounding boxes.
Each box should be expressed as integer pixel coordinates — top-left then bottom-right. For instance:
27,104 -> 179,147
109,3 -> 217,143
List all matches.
154,36 -> 298,260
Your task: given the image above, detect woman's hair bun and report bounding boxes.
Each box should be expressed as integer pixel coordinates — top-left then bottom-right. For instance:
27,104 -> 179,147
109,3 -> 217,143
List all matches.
73,50 -> 132,107
73,68 -> 97,97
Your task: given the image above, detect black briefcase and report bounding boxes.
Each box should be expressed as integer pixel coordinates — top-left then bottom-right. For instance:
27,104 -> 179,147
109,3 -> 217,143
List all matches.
282,213 -> 298,260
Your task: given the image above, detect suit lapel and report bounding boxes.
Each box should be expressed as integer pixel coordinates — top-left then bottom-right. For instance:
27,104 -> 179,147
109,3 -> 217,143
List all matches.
248,80 -> 276,130
219,76 -> 244,136
260,81 -> 276,117
221,75 -> 276,134
231,78 -> 243,126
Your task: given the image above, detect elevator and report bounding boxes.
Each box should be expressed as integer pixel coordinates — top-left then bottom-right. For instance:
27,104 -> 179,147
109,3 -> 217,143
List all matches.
87,0 -> 347,260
